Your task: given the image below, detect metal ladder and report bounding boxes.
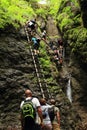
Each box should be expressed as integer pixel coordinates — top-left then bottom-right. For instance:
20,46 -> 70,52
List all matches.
25,26 -> 51,99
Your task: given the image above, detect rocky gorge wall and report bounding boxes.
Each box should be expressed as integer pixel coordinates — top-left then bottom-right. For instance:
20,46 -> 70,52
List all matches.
0,28 -> 36,128
56,0 -> 87,129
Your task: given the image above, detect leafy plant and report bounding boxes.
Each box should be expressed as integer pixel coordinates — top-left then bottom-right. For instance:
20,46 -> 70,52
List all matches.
36,8 -> 48,18
0,0 -> 35,28
48,0 -> 62,18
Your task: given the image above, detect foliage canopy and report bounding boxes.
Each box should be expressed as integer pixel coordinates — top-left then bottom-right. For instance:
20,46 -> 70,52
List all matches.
0,0 -> 62,28
0,0 -> 36,28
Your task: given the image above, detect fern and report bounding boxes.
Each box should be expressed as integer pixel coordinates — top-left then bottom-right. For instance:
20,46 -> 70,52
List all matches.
0,0 -> 35,28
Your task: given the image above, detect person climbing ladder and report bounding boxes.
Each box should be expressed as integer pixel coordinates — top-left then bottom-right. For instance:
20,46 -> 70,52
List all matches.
31,37 -> 41,55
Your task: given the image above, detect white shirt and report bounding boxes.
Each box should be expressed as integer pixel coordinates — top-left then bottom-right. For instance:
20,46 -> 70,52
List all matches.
41,105 -> 52,125
29,21 -> 33,26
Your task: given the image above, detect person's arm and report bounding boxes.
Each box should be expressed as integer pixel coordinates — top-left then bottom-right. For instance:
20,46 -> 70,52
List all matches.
33,97 -> 44,126
56,111 -> 60,127
37,106 -> 44,126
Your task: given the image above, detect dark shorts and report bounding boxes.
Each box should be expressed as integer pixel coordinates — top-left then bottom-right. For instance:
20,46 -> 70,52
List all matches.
23,117 -> 41,130
33,43 -> 40,50
24,117 -> 35,130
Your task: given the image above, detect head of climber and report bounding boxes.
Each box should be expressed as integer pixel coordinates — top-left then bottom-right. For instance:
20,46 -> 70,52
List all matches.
50,99 -> 56,105
40,98 -> 46,105
25,89 -> 32,97
37,38 -> 41,42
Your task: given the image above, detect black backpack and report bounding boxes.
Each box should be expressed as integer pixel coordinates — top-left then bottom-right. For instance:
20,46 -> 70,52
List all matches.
21,98 -> 36,119
48,106 -> 55,122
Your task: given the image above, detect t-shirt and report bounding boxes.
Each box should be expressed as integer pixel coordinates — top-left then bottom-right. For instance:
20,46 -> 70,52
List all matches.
41,105 -> 52,125
29,21 -> 33,26
52,105 -> 60,123
28,20 -> 36,26
32,37 -> 38,45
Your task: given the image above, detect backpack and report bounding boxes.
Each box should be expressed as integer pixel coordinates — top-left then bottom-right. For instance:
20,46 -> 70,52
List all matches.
21,98 -> 36,119
48,106 -> 55,122
42,108 -> 48,119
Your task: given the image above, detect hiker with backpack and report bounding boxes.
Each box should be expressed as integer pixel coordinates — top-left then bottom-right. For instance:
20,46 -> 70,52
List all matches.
31,37 -> 41,55
20,89 -> 43,130
27,19 -> 37,30
26,19 -> 38,36
40,98 -> 52,130
50,99 -> 60,130
41,30 -> 46,40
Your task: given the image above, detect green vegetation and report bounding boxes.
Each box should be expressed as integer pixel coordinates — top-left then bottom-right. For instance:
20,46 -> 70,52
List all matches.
39,40 -> 59,92
36,7 -> 48,19
66,27 -> 87,63
48,0 -> 62,18
0,0 -> 36,28
56,0 -> 87,65
0,0 -> 61,28
39,41 -> 51,69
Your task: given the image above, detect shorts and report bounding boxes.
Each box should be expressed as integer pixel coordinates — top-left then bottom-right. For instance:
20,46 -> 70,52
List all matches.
24,117 -> 35,130
33,43 -> 40,50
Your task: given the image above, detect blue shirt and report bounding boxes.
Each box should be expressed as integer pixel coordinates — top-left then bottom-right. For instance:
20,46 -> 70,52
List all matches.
32,37 -> 38,45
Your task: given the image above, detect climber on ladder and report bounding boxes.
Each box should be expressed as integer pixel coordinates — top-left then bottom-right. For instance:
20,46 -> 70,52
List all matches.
31,37 -> 41,55
26,19 -> 38,36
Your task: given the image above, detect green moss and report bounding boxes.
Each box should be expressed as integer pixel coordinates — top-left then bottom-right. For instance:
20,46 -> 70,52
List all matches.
0,0 -> 36,28
60,17 -> 74,31
39,40 -> 59,93
55,0 -> 87,65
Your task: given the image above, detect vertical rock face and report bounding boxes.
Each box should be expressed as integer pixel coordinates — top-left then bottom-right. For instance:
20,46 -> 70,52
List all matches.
79,0 -> 87,28
46,16 -> 59,37
0,29 -> 37,128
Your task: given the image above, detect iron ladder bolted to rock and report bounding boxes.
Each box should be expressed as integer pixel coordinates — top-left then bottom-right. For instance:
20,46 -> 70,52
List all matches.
25,26 -> 51,99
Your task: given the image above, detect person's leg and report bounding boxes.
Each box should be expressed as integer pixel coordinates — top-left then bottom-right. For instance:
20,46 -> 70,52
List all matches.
24,117 -> 35,130
34,123 -> 41,130
52,122 -> 60,130
42,124 -> 52,130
